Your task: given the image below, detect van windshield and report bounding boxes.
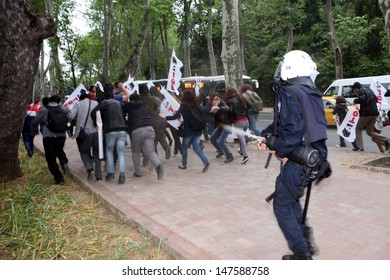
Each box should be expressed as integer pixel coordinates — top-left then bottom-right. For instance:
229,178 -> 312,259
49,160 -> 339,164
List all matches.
323,86 -> 338,96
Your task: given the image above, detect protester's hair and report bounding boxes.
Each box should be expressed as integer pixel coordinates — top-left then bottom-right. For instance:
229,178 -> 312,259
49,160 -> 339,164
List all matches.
240,83 -> 253,93
352,82 -> 362,89
42,97 -> 49,107
335,96 -> 346,104
34,99 -> 40,104
223,88 -> 246,106
210,92 -> 221,100
149,86 -> 162,98
79,93 -> 89,100
49,95 -> 61,104
89,85 -> 96,92
130,93 -> 141,101
182,89 -> 200,112
103,83 -> 114,99
114,81 -> 120,88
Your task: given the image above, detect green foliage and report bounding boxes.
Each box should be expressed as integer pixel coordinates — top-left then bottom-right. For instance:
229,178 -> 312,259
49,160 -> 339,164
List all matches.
40,0 -> 390,95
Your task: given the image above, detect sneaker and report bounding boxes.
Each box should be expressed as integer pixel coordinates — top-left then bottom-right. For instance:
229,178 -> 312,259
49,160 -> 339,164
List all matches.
87,169 -> 95,181
133,173 -> 142,178
352,147 -> 364,152
156,164 -> 164,180
237,149 -> 242,155
282,253 -> 313,260
178,165 -> 187,170
224,157 -> 234,163
202,162 -> 210,173
105,173 -> 115,180
118,172 -> 125,184
95,177 -> 102,181
216,152 -> 224,158
335,144 -> 341,148
240,156 -> 249,164
62,163 -> 70,175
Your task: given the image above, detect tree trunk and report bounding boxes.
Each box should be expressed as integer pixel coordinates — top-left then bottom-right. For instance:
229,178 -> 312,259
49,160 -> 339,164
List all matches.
286,28 -> 294,53
206,3 -> 218,76
182,0 -> 192,77
148,25 -> 156,80
0,0 -> 56,182
326,0 -> 343,79
379,0 -> 390,52
118,0 -> 150,81
103,0 -> 113,83
221,0 -> 243,89
45,0 -> 64,96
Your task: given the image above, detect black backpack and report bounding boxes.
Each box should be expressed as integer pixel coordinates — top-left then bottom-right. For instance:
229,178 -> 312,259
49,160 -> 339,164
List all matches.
46,106 -> 68,133
190,108 -> 205,132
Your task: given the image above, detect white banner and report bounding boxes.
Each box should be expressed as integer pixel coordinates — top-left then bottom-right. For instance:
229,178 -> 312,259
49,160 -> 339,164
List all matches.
96,111 -> 104,159
63,84 -> 87,110
95,81 -> 104,92
369,78 -> 389,112
167,50 -> 183,95
123,75 -> 138,95
337,105 -> 360,142
194,77 -> 201,97
160,87 -> 182,129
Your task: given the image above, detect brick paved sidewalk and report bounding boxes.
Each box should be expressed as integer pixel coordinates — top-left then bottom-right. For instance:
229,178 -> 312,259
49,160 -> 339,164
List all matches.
35,135 -> 390,259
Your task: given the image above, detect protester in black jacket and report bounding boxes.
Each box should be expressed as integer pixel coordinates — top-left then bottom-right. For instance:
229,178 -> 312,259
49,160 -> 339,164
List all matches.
91,83 -> 128,184
352,82 -> 390,153
124,93 -> 163,180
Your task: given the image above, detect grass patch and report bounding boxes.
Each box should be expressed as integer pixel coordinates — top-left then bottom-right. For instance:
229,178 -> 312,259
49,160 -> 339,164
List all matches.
0,142 -> 171,260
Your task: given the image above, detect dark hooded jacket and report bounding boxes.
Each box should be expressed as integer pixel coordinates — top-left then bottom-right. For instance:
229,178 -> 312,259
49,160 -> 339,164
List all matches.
124,99 -> 153,132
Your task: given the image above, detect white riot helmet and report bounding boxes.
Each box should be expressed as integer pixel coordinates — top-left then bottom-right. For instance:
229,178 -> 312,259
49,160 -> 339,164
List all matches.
274,50 -> 319,83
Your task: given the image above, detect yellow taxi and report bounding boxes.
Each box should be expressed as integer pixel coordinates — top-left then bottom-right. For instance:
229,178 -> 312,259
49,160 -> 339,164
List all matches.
322,96 -> 352,126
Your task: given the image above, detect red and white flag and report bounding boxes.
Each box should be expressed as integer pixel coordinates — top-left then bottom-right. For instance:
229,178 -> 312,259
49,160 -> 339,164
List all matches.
166,50 -> 183,95
337,105 -> 360,142
369,78 -> 389,112
160,87 -> 182,129
63,83 -> 87,110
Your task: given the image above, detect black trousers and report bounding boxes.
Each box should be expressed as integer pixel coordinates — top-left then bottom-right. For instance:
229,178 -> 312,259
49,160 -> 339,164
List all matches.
43,137 -> 68,183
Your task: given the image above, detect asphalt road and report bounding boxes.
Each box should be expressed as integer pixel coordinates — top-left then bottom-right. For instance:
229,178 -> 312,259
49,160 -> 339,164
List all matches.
257,111 -> 390,153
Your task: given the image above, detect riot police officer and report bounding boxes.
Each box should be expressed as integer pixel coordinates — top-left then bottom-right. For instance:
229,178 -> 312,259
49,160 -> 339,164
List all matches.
260,50 -> 330,260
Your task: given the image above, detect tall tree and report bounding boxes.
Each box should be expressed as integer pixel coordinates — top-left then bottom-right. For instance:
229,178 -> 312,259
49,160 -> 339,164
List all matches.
182,0 -> 192,77
45,0 -> 65,95
326,0 -> 343,79
221,0 -> 242,89
206,0 -> 218,76
0,0 -> 56,182
379,0 -> 390,51
118,0 -> 150,81
102,0 -> 113,83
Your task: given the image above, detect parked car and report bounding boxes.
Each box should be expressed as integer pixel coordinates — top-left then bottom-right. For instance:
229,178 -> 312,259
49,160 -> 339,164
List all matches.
322,96 -> 352,126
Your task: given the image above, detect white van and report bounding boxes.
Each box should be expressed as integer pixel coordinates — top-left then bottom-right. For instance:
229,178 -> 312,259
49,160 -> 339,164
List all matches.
323,75 -> 390,113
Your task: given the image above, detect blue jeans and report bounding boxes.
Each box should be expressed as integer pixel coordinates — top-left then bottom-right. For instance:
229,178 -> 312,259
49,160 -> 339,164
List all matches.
248,113 -> 262,136
210,126 -> 233,159
182,133 -> 209,166
105,131 -> 127,174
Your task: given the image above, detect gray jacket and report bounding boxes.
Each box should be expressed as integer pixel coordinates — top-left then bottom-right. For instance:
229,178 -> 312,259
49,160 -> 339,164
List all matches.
69,98 -> 99,139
